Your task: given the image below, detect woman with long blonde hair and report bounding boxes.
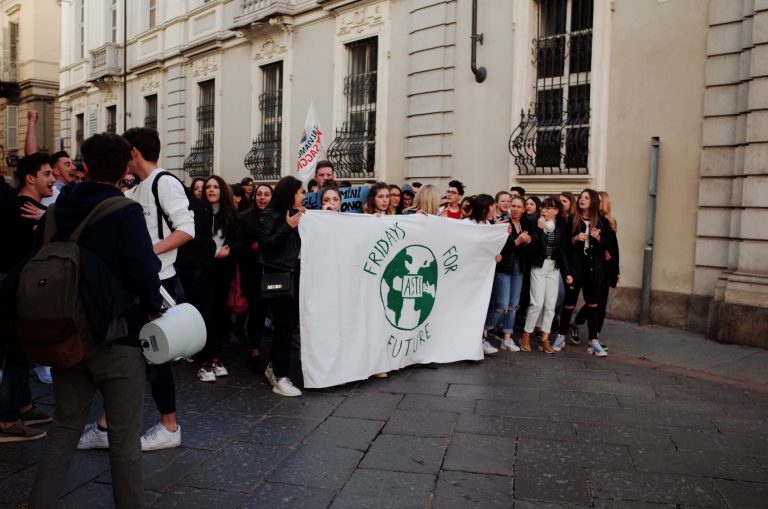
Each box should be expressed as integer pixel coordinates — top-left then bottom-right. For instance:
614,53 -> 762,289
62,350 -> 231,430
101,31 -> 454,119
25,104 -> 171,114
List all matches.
403,184 -> 441,215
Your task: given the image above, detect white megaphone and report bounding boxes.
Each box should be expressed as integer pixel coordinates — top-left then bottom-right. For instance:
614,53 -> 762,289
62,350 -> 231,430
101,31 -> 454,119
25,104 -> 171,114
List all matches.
140,286 -> 207,365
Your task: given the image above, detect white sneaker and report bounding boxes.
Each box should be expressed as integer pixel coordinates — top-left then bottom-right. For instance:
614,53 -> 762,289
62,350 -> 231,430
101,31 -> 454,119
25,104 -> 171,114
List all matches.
212,359 -> 228,377
482,339 -> 499,355
265,363 -> 277,387
197,365 -> 216,383
589,341 -> 608,357
34,366 -> 52,384
141,422 -> 181,451
372,372 -> 389,378
273,377 -> 302,397
501,338 -> 520,352
552,335 -> 566,352
77,422 -> 109,450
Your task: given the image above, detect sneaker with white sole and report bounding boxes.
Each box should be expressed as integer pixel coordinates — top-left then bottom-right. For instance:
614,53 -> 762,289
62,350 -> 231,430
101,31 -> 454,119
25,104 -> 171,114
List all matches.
212,359 -> 228,377
77,422 -> 109,450
482,339 -> 499,355
197,365 -> 216,383
552,335 -> 566,352
0,420 -> 46,443
20,405 -> 52,425
273,377 -> 302,397
588,341 -> 608,357
34,365 -> 52,384
569,324 -> 581,345
140,422 -> 181,451
501,338 -> 520,352
265,363 -> 277,387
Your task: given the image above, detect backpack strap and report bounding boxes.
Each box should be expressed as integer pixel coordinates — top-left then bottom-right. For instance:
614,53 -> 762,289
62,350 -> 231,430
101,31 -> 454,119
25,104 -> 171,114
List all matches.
151,171 -> 179,240
68,196 -> 136,242
42,204 -> 58,245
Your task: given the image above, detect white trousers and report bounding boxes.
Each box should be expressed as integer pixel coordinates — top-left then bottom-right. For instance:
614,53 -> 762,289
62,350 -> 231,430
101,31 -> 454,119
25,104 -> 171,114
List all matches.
524,259 -> 560,334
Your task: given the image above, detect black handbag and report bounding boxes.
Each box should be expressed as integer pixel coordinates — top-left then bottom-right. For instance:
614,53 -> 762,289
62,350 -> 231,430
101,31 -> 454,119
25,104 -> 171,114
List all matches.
260,263 -> 295,301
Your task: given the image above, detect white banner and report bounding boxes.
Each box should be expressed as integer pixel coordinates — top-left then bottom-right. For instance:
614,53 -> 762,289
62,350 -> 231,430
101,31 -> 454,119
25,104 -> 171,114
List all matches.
298,211 -> 508,388
296,101 -> 323,183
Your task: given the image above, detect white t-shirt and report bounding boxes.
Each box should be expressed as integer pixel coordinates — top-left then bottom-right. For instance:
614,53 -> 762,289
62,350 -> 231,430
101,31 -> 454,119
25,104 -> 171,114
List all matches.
127,168 -> 195,280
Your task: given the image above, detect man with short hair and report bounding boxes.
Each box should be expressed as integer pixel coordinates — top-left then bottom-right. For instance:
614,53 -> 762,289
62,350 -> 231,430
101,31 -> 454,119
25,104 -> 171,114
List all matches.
0,152 -> 55,443
510,186 -> 526,198
40,152 -> 76,207
28,132 -> 162,507
440,180 -> 465,219
76,127 -> 193,452
315,160 -> 335,187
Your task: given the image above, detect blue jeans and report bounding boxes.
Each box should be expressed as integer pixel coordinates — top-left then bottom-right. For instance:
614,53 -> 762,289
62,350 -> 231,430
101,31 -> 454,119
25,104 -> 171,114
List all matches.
484,261 -> 524,334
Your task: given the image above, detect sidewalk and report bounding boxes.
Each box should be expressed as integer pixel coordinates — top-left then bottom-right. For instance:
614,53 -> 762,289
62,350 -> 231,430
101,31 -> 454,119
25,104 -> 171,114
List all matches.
1,320 -> 767,508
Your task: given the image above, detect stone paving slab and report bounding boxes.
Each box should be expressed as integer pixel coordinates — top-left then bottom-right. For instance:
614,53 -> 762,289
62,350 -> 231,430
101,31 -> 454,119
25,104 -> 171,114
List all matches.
4,321 -> 768,507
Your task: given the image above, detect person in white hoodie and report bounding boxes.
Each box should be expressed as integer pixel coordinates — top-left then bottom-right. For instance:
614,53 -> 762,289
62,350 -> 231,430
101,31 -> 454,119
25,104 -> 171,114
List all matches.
76,127 -> 195,452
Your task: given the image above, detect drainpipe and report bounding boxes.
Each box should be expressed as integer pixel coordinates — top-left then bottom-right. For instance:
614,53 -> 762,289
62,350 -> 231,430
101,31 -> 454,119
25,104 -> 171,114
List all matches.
122,0 -> 128,132
470,0 -> 486,83
639,136 -> 660,325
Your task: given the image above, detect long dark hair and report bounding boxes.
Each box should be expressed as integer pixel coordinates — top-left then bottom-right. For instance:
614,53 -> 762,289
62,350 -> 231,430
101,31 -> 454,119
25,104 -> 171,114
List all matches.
364,181 -> 390,214
560,191 -> 576,218
269,176 -> 303,213
469,194 -> 495,223
572,188 -> 602,235
204,175 -> 237,235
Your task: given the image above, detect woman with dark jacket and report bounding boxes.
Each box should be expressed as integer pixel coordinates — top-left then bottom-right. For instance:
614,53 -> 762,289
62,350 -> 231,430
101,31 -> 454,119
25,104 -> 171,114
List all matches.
197,175 -> 240,382
520,196 -> 571,353
258,176 -> 305,397
483,195 -> 531,352
235,183 -> 273,372
554,188 -> 615,357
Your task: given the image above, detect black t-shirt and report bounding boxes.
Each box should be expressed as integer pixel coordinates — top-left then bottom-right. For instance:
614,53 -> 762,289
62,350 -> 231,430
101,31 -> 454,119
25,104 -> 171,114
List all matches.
0,194 -> 46,273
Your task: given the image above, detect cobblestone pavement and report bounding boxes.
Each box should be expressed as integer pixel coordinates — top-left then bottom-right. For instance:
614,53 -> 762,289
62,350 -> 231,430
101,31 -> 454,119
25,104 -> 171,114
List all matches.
2,321 -> 768,508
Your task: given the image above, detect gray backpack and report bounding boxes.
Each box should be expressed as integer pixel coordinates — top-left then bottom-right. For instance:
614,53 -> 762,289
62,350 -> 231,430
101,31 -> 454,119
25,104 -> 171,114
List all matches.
14,196 -> 134,368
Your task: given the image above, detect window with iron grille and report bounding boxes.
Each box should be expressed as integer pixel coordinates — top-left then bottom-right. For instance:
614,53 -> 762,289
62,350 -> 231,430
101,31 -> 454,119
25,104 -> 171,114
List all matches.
327,37 -> 378,179
75,113 -> 84,162
144,94 -> 157,129
509,0 -> 592,175
106,105 -> 117,134
245,61 -> 283,180
183,80 -> 215,178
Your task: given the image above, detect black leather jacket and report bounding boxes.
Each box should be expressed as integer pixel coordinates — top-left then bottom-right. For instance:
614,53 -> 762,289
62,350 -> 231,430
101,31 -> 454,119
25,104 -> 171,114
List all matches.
257,207 -> 301,271
528,218 -> 571,278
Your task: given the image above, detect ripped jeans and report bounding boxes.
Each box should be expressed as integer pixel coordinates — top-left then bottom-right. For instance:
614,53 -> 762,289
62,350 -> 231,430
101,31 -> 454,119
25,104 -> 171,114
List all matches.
484,260 -> 524,334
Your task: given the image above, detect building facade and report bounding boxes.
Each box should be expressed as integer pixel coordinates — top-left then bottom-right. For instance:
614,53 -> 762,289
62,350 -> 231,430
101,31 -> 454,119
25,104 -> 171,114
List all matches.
55,0 -> 767,347
0,0 -> 61,174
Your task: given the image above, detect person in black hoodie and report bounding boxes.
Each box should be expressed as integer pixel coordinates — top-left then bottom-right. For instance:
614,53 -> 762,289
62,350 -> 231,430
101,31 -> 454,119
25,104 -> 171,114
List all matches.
27,133 -> 162,508
520,196 -> 571,354
258,176 -> 304,397
554,188 -> 615,357
235,183 -> 273,372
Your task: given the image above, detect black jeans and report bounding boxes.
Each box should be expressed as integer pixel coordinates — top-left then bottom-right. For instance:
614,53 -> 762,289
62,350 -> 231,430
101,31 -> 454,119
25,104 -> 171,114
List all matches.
148,277 -> 179,415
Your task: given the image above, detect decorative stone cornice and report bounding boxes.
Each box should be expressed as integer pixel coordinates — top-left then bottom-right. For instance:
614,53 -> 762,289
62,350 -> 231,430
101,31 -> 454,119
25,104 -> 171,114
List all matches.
192,56 -> 218,79
140,73 -> 161,93
253,35 -> 288,61
336,3 -> 384,36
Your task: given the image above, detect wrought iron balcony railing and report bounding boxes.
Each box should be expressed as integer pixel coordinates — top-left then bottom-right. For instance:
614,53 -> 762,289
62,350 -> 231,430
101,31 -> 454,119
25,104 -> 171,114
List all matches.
183,139 -> 214,179
89,43 -> 122,82
244,130 -> 281,181
327,121 -> 376,179
0,59 -> 18,82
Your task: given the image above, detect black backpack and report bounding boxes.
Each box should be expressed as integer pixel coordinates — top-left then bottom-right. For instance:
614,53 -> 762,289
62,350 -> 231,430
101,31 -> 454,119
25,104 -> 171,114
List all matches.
14,197 -> 137,368
151,171 -> 215,270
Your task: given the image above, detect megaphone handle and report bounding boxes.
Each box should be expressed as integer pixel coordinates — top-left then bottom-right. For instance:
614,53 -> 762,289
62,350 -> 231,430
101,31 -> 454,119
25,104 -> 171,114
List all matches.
159,285 -> 176,308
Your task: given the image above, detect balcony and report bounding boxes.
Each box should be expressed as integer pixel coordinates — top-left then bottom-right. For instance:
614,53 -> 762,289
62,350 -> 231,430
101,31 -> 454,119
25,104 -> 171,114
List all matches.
89,43 -> 123,82
232,0 -> 310,29
0,59 -> 19,98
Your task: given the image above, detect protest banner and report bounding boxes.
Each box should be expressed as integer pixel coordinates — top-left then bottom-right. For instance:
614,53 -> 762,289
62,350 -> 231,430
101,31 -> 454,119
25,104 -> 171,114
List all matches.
296,101 -> 323,183
298,211 -> 508,388
302,185 -> 369,213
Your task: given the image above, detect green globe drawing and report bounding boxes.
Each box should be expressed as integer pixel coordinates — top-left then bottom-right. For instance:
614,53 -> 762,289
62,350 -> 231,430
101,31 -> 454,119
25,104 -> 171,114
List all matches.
379,245 -> 438,330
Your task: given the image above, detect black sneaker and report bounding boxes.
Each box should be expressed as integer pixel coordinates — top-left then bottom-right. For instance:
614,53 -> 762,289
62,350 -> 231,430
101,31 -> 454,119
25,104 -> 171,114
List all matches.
0,420 -> 46,442
20,405 -> 52,425
569,324 -> 581,345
